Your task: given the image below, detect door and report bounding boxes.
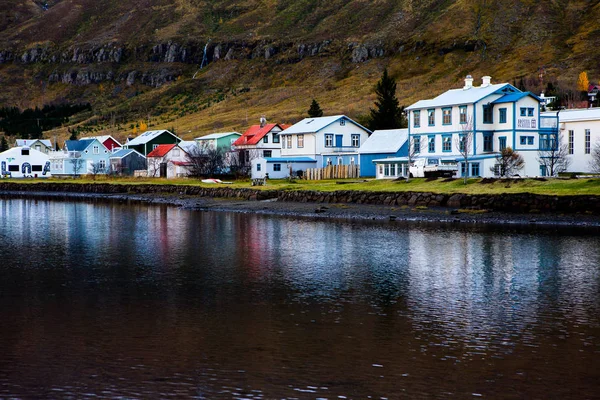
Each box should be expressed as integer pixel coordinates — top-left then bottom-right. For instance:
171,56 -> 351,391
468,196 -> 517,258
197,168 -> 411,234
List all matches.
335,135 -> 343,147
159,162 -> 167,178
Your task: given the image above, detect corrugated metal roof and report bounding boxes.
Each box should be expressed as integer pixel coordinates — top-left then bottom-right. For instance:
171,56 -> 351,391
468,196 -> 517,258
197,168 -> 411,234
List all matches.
15,139 -> 52,147
359,129 -> 408,154
109,149 -> 144,159
406,83 -> 516,110
126,130 -> 180,146
542,108 -> 600,122
65,139 -> 96,152
196,132 -> 241,140
232,124 -> 287,146
147,144 -> 176,157
281,116 -> 371,135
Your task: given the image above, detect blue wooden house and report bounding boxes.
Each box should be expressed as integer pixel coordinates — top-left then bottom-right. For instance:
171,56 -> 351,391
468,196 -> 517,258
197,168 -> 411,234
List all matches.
358,129 -> 408,177
49,139 -> 111,176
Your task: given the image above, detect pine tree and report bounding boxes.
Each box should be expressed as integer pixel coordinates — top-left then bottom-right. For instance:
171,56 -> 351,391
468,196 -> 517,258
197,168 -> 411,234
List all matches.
0,136 -> 7,152
367,68 -> 406,130
307,99 -> 323,118
68,128 -> 78,141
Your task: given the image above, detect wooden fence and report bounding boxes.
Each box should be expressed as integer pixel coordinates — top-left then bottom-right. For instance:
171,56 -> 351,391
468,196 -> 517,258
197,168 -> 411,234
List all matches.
304,164 -> 359,180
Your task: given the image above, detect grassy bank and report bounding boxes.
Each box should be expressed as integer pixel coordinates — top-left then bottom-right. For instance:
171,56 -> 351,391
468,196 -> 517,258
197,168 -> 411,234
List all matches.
4,176 -> 600,196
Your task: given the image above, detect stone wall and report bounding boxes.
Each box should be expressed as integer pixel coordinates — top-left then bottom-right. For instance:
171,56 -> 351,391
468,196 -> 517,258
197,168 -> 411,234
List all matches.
0,182 -> 599,215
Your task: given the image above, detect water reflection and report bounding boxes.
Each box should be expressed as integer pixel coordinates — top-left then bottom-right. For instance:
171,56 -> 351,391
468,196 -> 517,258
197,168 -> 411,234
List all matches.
0,199 -> 599,399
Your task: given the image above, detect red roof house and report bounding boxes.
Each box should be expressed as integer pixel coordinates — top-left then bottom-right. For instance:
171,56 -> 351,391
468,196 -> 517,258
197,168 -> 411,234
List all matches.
232,122 -> 291,165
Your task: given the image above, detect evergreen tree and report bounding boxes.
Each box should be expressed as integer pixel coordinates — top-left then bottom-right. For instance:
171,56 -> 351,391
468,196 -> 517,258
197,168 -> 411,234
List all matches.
68,128 -> 78,141
0,136 -> 7,152
307,99 -> 323,118
367,68 -> 407,130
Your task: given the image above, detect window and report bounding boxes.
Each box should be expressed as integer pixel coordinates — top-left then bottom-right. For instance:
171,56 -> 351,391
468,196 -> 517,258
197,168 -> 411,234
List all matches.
520,136 -> 527,145
499,108 -> 507,123
153,144 -> 159,150
461,162 -> 467,177
442,108 -> 452,125
442,135 -> 452,152
93,145 -> 99,154
459,135 -> 467,153
483,105 -> 493,123
263,150 -> 272,158
585,129 -> 591,154
8,165 -> 18,172
340,119 -> 346,126
459,106 -> 467,124
428,109 -> 435,126
471,163 -> 480,177
263,135 -> 269,143
32,165 -> 43,172
337,158 -> 343,165
297,134 -> 304,148
350,157 -> 355,165
99,160 -> 106,170
172,148 -> 180,157
256,163 -> 261,171
273,134 -> 280,144
325,134 -> 333,147
527,136 -> 534,145
351,134 -> 360,147
326,158 -> 332,166
527,108 -> 534,117
428,135 -> 435,153
568,130 -> 574,154
21,149 -> 29,155
413,110 -> 421,128
35,145 -> 41,152
286,136 -> 292,149
413,136 -> 421,153
520,107 -> 526,117
384,163 -> 390,176
273,163 -> 281,172
499,137 -> 507,151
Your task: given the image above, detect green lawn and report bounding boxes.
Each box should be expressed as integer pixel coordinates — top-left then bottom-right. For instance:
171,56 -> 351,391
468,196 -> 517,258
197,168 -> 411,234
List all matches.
6,176 -> 600,196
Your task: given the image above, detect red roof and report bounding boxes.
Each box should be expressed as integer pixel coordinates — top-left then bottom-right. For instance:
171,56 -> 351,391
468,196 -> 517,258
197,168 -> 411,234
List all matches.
147,144 -> 176,157
232,123 -> 291,146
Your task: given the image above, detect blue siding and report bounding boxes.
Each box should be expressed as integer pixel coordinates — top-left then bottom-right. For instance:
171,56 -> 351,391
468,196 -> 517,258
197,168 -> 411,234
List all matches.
359,141 -> 407,177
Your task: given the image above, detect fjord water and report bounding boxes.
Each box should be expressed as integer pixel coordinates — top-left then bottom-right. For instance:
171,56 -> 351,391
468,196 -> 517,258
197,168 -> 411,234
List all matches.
0,199 -> 599,399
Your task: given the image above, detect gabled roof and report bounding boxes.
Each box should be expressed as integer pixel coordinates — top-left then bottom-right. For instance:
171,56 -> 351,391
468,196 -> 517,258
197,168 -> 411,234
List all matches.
109,148 -> 145,159
81,135 -> 122,146
491,92 -> 542,104
126,130 -> 180,146
147,144 -> 176,157
196,132 -> 241,140
359,129 -> 408,154
178,141 -> 198,153
233,124 -> 289,146
406,83 -> 520,110
15,139 -> 52,148
281,116 -> 371,135
65,139 -> 99,152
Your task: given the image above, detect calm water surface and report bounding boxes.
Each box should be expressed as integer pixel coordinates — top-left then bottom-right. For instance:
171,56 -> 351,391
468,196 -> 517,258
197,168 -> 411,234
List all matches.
0,198 -> 599,399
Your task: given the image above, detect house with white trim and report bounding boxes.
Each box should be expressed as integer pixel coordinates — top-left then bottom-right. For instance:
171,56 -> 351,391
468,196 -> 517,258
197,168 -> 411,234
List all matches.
49,139 -> 111,176
124,130 -> 181,156
358,129 -> 408,177
541,108 -> 600,173
404,75 -> 553,178
80,135 -> 122,151
233,122 -> 290,166
15,139 -> 53,154
146,143 -> 191,178
0,147 -> 51,178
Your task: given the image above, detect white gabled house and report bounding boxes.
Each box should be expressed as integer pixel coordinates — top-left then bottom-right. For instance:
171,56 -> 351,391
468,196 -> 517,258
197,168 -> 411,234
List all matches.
146,143 -> 192,178
0,147 -> 51,178
233,121 -> 290,167
404,75 -> 554,178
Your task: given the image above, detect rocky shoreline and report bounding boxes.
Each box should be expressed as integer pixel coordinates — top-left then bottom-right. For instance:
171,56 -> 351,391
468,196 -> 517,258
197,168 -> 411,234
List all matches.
2,187 -> 600,231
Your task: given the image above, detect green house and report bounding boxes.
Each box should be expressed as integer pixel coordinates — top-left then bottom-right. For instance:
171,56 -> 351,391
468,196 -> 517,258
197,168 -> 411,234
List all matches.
195,132 -> 241,151
124,130 -> 182,156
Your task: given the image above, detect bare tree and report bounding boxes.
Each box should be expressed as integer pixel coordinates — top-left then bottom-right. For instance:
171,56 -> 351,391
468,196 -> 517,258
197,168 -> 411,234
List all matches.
186,143 -> 225,178
491,147 -> 524,177
147,156 -> 162,177
537,132 -> 570,177
405,133 -> 424,182
590,142 -> 600,174
454,117 -> 475,184
89,161 -> 105,180
229,148 -> 260,178
69,157 -> 84,177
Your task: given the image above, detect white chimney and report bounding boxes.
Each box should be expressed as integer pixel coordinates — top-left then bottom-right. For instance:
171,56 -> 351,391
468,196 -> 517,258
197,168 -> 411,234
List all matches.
481,76 -> 491,87
259,116 -> 267,128
464,75 -> 474,90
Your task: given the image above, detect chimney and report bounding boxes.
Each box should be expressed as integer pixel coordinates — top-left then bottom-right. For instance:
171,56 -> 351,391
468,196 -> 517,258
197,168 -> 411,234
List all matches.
481,76 -> 491,87
259,116 -> 267,128
463,75 -> 474,90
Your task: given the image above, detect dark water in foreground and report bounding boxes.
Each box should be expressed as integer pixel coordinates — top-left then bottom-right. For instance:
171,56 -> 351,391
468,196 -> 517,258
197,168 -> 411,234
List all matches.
0,199 -> 599,399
